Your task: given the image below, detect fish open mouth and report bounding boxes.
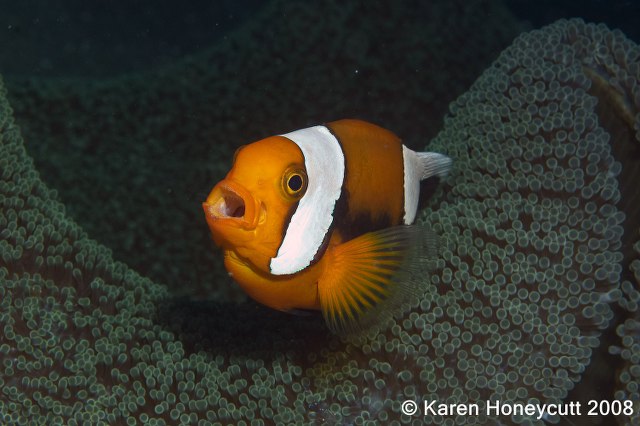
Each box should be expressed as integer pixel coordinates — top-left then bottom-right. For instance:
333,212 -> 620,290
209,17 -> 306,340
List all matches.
203,180 -> 256,228
210,190 -> 245,218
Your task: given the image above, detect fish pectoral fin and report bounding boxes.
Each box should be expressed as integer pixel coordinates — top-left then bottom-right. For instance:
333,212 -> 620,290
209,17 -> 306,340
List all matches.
318,225 -> 438,336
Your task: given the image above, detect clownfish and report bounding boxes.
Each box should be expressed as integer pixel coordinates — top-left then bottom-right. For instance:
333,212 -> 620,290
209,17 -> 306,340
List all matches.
203,119 -> 451,334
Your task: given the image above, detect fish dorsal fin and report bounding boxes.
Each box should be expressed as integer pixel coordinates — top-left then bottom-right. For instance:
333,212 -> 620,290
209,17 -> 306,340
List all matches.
318,225 -> 437,336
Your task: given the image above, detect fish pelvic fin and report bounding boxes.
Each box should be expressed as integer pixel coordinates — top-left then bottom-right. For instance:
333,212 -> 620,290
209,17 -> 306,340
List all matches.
318,225 -> 438,336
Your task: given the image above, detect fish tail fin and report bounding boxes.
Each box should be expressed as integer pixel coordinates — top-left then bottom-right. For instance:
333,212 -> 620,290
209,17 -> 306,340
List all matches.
415,151 -> 452,180
318,225 -> 437,336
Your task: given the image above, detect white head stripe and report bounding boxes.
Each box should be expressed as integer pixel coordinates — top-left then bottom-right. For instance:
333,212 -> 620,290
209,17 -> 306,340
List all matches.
270,125 -> 345,275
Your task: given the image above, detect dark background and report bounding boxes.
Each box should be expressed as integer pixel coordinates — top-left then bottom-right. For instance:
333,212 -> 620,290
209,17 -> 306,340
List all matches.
0,0 -> 638,78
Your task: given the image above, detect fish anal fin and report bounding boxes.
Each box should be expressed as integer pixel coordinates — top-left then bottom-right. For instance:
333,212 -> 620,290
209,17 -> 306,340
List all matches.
318,225 -> 437,336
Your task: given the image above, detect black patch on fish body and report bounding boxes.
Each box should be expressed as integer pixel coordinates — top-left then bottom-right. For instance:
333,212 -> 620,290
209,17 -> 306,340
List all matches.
328,183 -> 395,243
334,210 -> 394,243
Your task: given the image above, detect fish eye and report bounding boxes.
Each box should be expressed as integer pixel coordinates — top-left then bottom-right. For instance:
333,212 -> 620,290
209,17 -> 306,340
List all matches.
288,174 -> 303,191
283,168 -> 307,199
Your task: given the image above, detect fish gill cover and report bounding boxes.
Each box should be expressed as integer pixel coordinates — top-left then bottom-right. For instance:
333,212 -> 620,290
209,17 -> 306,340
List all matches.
1,1 -> 640,426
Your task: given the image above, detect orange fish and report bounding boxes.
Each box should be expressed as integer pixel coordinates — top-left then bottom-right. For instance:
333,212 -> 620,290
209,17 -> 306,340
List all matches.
203,119 -> 451,334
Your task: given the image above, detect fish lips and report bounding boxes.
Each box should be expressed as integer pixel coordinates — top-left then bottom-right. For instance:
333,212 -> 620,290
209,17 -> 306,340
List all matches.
202,180 -> 259,239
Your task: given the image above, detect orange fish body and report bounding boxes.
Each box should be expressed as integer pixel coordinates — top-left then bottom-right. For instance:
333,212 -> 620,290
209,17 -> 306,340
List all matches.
203,119 -> 451,333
